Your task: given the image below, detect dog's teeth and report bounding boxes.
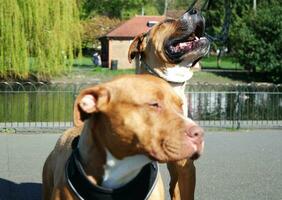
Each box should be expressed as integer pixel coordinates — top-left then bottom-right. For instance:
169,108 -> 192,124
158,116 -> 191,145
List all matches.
195,37 -> 199,40
179,43 -> 186,48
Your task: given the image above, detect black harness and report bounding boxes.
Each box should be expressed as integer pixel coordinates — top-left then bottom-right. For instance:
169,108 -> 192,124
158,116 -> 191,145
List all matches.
65,136 -> 159,200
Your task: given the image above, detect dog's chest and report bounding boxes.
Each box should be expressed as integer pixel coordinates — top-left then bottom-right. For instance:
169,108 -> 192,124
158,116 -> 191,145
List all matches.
66,148 -> 159,200
102,150 -> 151,188
171,83 -> 188,116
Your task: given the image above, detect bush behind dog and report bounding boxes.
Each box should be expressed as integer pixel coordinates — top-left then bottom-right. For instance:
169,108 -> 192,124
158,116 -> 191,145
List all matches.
232,4 -> 282,83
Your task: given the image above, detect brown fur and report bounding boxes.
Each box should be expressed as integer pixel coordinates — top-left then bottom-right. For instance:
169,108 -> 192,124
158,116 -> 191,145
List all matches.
128,10 -> 209,200
42,75 -> 203,200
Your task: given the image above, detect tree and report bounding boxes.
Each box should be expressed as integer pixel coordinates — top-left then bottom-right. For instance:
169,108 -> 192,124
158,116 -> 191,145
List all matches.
0,0 -> 29,79
0,0 -> 81,80
232,3 -> 282,82
80,0 -> 153,19
82,16 -> 122,49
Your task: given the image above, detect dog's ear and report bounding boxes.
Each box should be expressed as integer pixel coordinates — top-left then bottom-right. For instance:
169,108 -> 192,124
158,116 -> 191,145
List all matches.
73,86 -> 110,127
128,33 -> 146,63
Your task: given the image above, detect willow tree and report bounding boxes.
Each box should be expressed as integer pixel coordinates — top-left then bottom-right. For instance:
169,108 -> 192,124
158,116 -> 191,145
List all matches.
0,0 -> 81,80
0,0 -> 28,79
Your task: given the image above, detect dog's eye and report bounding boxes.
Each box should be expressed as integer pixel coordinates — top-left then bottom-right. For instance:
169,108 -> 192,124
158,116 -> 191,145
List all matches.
148,102 -> 160,109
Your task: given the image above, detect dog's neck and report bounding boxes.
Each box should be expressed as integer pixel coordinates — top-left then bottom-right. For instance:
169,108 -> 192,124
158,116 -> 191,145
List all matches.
77,119 -> 151,189
138,58 -> 188,116
138,58 -> 194,85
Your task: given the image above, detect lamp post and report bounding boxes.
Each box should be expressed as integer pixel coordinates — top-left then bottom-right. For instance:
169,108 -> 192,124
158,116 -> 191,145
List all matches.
253,0 -> 257,13
164,0 -> 168,15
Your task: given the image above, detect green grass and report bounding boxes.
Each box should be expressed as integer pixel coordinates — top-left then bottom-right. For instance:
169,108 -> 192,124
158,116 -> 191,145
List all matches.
201,56 -> 243,70
73,57 -> 134,79
52,57 -> 135,83
85,67 -> 243,84
189,71 -> 243,84
73,56 -> 94,67
74,56 -> 243,70
51,56 -> 246,84
87,67 -> 135,81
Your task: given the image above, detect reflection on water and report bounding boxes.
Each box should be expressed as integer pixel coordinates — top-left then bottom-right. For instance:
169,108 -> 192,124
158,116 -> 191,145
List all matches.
0,83 -> 282,127
186,84 -> 282,125
0,91 -> 74,122
187,92 -> 282,121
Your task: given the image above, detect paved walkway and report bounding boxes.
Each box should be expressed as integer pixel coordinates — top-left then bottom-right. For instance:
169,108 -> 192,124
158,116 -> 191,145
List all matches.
0,129 -> 281,200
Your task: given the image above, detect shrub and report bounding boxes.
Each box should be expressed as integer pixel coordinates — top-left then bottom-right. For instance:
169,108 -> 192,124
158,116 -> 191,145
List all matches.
232,5 -> 282,82
82,16 -> 122,49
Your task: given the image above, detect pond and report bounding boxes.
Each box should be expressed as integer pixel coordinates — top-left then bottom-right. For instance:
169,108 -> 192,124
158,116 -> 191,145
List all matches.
0,83 -> 85,127
0,83 -> 281,128
186,84 -> 282,128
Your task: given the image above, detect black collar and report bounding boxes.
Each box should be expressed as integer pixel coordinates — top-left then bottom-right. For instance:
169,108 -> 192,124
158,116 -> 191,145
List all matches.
142,61 -> 162,78
65,136 -> 159,200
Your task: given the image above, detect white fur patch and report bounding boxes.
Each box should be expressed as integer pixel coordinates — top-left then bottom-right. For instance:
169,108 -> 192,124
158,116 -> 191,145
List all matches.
102,150 -> 151,189
155,66 -> 194,83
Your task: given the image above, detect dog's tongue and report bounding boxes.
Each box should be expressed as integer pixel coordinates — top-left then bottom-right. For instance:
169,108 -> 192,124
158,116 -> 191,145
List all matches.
170,37 -> 200,53
179,41 -> 194,51
170,41 -> 192,53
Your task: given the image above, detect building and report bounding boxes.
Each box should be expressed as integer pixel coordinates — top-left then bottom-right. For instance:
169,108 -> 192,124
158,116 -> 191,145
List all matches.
99,16 -> 165,69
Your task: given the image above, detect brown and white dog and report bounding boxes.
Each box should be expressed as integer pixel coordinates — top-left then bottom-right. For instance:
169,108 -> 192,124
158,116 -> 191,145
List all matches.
128,8 -> 210,200
42,75 -> 204,200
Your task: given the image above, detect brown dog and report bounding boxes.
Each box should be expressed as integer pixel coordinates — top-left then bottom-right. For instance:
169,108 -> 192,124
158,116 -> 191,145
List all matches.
128,8 -> 210,200
42,75 -> 204,200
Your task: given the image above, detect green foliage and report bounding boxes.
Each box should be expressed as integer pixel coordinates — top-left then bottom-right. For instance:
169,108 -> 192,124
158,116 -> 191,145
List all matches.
0,0 -> 29,79
0,0 -> 82,80
169,0 -> 196,10
143,3 -> 160,16
80,0 -> 201,19
82,16 -> 121,49
204,0 -> 226,37
81,0 -> 151,19
232,5 -> 282,82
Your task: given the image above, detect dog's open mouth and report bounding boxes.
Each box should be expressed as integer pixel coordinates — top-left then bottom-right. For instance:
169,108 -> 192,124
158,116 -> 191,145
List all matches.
164,32 -> 210,65
169,36 -> 204,53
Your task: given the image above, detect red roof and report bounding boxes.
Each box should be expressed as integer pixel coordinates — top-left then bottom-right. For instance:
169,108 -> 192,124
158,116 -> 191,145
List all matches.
106,16 -> 166,38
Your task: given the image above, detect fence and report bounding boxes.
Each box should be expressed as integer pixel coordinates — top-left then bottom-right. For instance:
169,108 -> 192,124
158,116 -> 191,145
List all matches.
0,82 -> 281,131
186,83 -> 282,129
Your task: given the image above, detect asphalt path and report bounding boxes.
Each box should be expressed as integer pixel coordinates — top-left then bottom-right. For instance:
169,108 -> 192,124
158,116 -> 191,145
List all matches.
0,129 -> 281,200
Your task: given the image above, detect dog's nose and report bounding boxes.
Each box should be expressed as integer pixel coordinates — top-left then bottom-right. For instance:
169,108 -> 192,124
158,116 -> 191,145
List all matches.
188,8 -> 198,15
185,126 -> 204,140
180,8 -> 205,36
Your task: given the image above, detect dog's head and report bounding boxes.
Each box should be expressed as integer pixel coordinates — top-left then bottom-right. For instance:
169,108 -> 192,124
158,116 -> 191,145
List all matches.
73,75 -> 204,162
128,9 -> 210,77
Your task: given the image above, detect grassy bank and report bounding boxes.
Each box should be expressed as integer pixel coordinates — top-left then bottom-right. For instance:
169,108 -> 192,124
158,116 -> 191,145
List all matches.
51,56 -> 253,84
201,56 -> 243,70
